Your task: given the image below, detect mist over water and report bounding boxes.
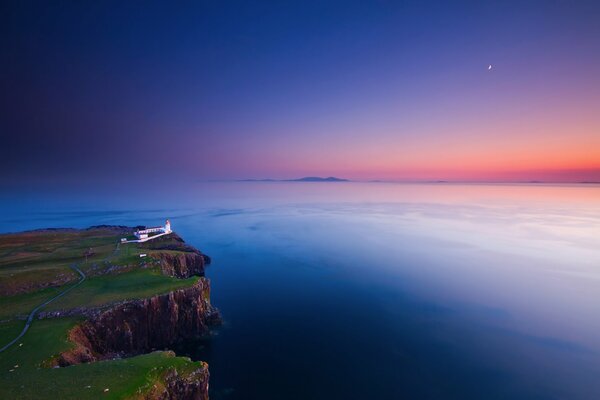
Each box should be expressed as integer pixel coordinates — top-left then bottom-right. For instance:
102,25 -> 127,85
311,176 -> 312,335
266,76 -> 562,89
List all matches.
2,182 -> 600,399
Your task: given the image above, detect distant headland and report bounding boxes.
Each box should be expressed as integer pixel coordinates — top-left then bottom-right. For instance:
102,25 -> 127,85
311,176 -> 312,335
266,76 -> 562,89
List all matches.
239,176 -> 349,182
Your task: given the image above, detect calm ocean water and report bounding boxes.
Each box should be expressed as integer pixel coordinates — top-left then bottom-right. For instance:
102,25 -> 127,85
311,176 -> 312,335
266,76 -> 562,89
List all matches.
2,182 -> 600,399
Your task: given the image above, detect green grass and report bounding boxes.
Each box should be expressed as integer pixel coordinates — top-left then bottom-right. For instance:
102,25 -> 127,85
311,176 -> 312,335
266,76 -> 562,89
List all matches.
0,318 -> 202,400
0,320 -> 25,347
0,229 -> 199,320
0,286 -> 68,319
0,228 -> 207,399
0,268 -> 198,321
0,228 -> 127,295
47,269 -> 199,312
0,264 -> 77,298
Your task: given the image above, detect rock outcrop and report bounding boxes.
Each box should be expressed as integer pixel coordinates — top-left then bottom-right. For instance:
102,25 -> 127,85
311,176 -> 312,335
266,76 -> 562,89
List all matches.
140,361 -> 210,400
45,229 -> 218,399
140,233 -> 211,278
55,278 -> 219,366
153,252 -> 207,278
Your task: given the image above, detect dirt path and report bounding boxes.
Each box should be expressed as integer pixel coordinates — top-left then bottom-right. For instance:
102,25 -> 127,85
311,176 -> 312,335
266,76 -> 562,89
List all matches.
0,242 -> 121,353
0,264 -> 86,353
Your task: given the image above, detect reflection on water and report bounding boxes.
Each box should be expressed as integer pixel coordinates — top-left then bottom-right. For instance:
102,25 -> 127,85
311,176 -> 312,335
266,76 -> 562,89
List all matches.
2,183 -> 600,399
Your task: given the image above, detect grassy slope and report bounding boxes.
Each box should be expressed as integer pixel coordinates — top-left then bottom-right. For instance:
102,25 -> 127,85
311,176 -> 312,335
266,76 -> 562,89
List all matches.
0,286 -> 67,319
0,321 -> 24,347
0,228 -> 205,399
0,318 -> 201,400
0,228 -> 199,318
47,269 -> 199,311
0,228 -> 121,294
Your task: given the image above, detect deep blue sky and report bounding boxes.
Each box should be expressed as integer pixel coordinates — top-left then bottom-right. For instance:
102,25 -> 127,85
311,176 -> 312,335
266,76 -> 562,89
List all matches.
1,1 -> 599,186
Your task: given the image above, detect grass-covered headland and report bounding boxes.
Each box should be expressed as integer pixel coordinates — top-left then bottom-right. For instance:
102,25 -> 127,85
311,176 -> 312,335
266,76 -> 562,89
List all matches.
0,226 -> 213,399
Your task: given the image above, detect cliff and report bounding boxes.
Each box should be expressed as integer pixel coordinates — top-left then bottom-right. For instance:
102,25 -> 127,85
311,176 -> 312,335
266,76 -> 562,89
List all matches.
56,278 -> 219,366
0,226 -> 218,400
138,356 -> 210,400
142,233 -> 211,278
152,251 -> 207,278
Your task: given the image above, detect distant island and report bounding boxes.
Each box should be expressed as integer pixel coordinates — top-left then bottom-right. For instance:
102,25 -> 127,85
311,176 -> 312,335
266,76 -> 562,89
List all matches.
239,176 -> 349,182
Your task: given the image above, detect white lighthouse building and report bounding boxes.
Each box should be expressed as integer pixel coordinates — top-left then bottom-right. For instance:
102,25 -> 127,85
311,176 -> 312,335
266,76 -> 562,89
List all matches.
130,219 -> 173,242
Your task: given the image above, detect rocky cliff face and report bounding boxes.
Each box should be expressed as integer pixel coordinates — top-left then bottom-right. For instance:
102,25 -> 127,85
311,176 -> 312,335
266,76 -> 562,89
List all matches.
140,359 -> 210,400
141,233 -> 211,278
51,231 -> 218,399
153,252 -> 207,278
56,278 -> 219,366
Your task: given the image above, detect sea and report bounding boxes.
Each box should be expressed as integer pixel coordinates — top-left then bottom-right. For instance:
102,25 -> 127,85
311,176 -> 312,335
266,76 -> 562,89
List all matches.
2,182 -> 600,399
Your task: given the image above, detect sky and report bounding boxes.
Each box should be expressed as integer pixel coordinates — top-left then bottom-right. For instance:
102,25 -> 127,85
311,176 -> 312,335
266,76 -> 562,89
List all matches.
1,0 -> 599,186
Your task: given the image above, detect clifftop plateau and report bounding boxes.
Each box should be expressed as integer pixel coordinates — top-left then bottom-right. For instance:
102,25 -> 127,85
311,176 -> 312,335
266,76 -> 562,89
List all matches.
0,225 -> 219,400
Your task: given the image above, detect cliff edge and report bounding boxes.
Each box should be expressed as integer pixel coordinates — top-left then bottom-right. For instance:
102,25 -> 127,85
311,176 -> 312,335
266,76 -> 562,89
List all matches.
41,228 -> 219,400
55,278 -> 219,366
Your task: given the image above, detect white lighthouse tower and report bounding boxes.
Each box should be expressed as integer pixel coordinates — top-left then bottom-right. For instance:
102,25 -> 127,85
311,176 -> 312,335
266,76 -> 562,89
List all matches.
165,219 -> 172,233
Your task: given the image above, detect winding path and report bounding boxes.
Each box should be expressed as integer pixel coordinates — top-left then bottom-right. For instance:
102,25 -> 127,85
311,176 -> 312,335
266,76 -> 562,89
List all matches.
0,264 -> 86,353
0,242 -> 121,353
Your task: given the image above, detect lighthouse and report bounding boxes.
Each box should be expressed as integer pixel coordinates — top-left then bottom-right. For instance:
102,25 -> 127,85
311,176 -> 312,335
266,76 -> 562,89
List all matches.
128,220 -> 173,243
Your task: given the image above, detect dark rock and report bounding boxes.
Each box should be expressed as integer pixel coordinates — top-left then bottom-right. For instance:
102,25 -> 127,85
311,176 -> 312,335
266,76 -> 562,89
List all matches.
152,252 -> 207,278
141,358 -> 210,400
55,278 -> 219,366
